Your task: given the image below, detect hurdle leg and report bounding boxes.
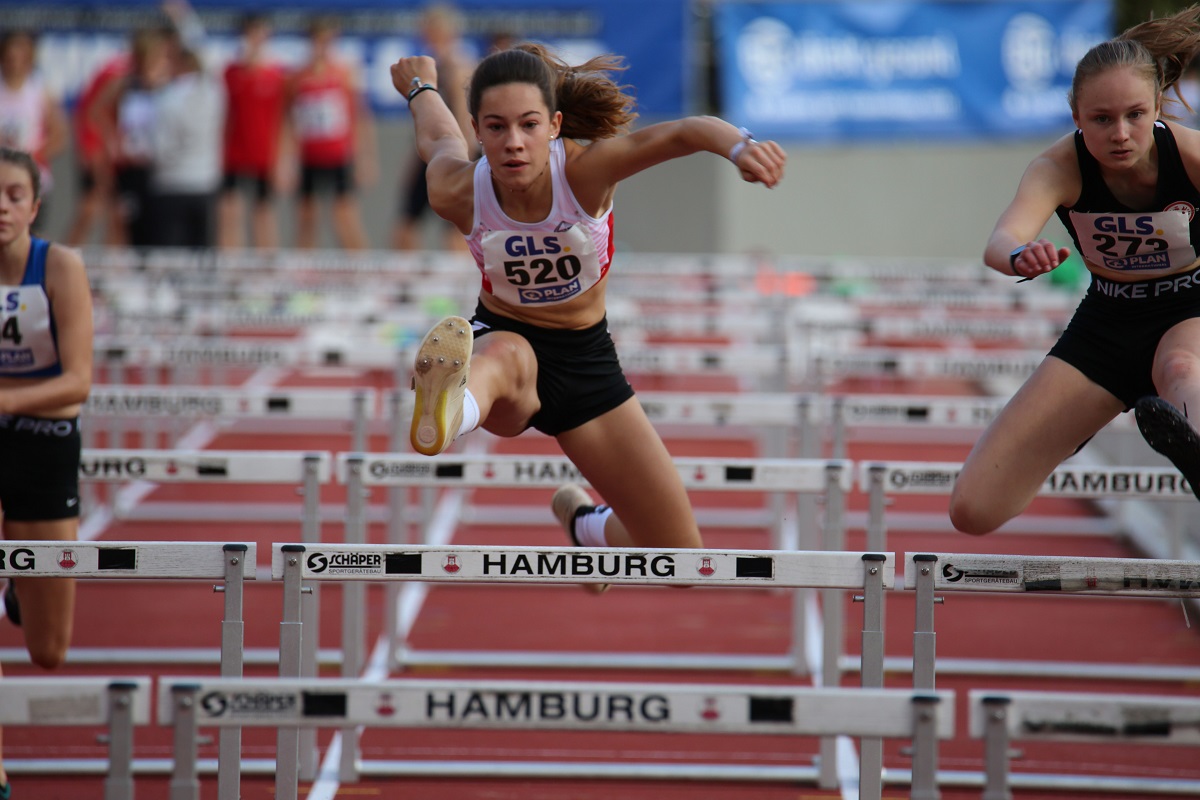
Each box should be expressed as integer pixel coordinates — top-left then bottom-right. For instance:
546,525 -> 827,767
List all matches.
104,681 -> 138,800
912,554 -> 939,690
981,696 -> 1014,800
341,456 -> 368,782
169,684 -> 201,800
217,544 -> 248,800
385,390 -> 408,674
299,455 -> 324,781
277,545 -> 306,800
858,554 -> 888,799
910,694 -> 942,800
817,466 -> 847,789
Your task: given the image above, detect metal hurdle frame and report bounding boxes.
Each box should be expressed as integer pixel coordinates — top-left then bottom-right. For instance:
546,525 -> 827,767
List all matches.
970,690 -> 1200,798
0,677 -> 151,799
162,675 -> 952,800
77,448 -> 332,529
336,452 -> 853,674
270,542 -> 894,791
0,542 -> 254,793
863,461 -> 1200,685
906,551 -> 1200,687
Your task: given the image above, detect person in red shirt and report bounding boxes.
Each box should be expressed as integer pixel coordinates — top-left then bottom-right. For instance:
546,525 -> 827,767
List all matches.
287,16 -> 376,249
218,13 -> 288,249
65,52 -> 129,246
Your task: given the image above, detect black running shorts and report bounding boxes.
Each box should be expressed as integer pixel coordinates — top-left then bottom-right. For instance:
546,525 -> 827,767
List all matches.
1048,268 -> 1200,409
0,415 -> 82,521
471,302 -> 635,436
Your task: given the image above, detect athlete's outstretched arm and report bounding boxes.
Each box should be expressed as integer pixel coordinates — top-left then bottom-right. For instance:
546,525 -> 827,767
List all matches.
574,116 -> 787,192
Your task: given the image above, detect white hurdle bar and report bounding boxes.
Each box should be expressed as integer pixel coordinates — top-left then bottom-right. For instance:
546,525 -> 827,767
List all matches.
971,690 -> 1200,798
271,542 -> 892,790
907,551 -> 1200,689
0,677 -> 151,800
860,461 -> 1198,553
0,541 -> 253,797
166,678 -> 946,800
84,386 -> 377,452
808,346 -> 1044,385
79,449 -> 331,528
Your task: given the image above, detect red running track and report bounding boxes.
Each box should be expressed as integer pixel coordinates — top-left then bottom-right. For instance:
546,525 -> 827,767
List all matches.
4,364 -> 1200,800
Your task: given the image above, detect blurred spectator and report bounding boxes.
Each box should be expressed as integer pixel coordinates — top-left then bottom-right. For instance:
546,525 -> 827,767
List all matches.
65,51 -> 129,246
218,13 -> 289,249
0,29 -> 68,231
150,45 -> 225,247
392,3 -> 476,252
287,15 -> 376,249
90,27 -> 172,247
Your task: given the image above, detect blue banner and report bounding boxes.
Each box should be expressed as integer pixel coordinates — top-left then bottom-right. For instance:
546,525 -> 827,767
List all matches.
715,0 -> 1112,142
11,0 -> 688,117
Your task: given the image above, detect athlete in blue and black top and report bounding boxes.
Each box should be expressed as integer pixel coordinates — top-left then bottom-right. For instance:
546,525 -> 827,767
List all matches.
0,146 -> 93,799
950,6 -> 1200,534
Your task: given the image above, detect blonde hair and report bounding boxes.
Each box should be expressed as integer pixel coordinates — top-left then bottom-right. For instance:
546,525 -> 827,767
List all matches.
1070,5 -> 1200,119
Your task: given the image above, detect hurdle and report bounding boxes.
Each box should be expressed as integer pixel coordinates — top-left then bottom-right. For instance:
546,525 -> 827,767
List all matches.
0,541 -> 253,796
83,386 -> 376,452
970,689 -> 1200,798
79,448 -> 331,527
906,551 -> 1200,689
271,541 -> 892,789
93,336 -> 400,373
0,677 -> 150,799
337,452 -> 853,672
160,675 -> 952,800
861,460 -> 1196,548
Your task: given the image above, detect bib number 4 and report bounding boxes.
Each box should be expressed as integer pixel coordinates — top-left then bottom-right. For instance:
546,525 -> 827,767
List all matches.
0,316 -> 20,346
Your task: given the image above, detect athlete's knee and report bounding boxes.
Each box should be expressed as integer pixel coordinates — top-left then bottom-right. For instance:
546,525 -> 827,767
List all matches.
480,337 -> 536,389
28,635 -> 70,670
947,489 -> 1002,536
1156,348 -> 1200,389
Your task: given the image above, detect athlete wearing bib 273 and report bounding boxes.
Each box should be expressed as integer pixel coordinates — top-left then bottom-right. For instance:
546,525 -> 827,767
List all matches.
390,44 -> 785,576
950,8 -> 1200,538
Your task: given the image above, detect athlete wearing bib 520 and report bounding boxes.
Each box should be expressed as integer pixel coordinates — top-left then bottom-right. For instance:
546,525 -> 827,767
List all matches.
950,7 -> 1200,536
0,147 -> 94,800
390,44 -> 786,580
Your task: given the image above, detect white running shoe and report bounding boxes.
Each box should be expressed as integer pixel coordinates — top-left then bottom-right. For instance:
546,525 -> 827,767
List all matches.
410,316 -> 472,456
551,483 -> 611,594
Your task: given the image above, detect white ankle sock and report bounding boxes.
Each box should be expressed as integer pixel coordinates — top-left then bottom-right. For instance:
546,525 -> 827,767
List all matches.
456,389 -> 480,439
573,505 -> 613,548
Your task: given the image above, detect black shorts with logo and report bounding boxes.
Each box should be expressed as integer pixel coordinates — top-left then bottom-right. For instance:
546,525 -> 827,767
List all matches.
0,415 -> 82,521
471,302 -> 635,436
1048,268 -> 1200,409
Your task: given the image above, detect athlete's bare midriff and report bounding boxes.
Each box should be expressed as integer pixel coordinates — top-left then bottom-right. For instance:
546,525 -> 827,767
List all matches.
0,377 -> 80,418
478,274 -> 611,330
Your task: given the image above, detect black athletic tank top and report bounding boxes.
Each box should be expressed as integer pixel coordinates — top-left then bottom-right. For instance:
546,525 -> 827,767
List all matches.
1056,122 -> 1200,273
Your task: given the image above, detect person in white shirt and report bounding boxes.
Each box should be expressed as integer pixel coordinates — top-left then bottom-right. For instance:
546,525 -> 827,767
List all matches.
151,47 -> 226,247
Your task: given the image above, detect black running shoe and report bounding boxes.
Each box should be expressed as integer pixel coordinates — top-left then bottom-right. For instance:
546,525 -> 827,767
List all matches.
1135,395 -> 1200,501
3,581 -> 19,627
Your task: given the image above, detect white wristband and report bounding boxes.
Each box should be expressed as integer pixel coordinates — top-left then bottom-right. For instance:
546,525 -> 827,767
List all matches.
728,127 -> 756,164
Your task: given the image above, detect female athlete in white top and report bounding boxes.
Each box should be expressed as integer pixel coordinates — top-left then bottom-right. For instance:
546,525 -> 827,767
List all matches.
390,44 -> 785,563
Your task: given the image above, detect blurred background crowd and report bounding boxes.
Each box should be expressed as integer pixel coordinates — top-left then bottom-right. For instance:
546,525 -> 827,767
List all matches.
4,0 -> 1198,258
